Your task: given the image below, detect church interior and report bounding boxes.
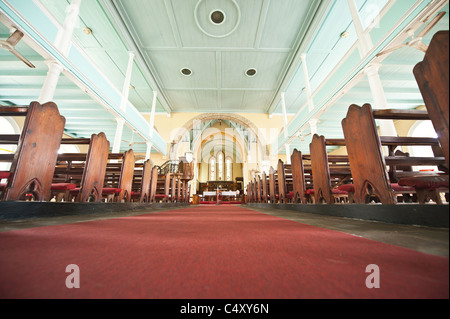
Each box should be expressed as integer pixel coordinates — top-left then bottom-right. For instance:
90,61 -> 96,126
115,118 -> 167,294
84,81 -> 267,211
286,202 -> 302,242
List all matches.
0,0 -> 448,303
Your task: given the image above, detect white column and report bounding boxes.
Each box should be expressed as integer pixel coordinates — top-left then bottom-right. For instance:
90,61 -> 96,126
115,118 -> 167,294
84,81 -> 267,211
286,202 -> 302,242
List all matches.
309,118 -> 318,135
280,92 -> 291,164
112,118 -> 125,154
364,64 -> 397,137
38,61 -> 64,103
120,52 -> 135,111
348,0 -> 397,138
38,0 -> 81,103
347,0 -> 372,57
301,53 -> 314,113
149,91 -> 157,137
145,142 -> 152,160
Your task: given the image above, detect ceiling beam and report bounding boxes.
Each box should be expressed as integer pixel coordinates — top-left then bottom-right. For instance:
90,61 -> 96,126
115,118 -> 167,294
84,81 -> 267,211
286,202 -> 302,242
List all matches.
100,0 -> 173,115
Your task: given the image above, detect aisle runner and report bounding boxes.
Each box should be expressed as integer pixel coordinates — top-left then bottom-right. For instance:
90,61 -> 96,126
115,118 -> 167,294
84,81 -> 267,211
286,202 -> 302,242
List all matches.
0,205 -> 448,298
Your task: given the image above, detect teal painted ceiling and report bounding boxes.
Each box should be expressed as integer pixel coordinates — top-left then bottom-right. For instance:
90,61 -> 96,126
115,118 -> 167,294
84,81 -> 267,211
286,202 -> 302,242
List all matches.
0,0 -> 449,155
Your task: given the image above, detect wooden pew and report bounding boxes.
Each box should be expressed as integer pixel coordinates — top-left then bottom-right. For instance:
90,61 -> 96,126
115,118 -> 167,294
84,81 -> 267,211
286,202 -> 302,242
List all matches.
413,30 -> 449,169
261,172 -> 269,203
1,102 -> 65,201
268,167 -> 278,203
342,103 -> 448,204
102,149 -> 136,202
153,172 -> 171,203
309,135 -> 352,204
57,133 -> 110,202
290,149 -> 309,203
276,159 -> 294,203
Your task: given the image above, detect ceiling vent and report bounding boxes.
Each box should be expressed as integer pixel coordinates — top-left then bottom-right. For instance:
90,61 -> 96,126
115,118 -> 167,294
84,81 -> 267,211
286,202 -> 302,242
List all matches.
245,68 -> 257,77
181,68 -> 192,76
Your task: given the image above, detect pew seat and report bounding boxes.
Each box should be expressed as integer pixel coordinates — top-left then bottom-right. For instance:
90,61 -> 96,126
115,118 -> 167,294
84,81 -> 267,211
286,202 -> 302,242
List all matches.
398,175 -> 449,189
102,188 -> 122,194
337,183 -> 415,193
51,183 -> 77,191
0,172 -> 11,180
306,188 -> 349,195
338,183 -> 416,203
398,175 -> 449,204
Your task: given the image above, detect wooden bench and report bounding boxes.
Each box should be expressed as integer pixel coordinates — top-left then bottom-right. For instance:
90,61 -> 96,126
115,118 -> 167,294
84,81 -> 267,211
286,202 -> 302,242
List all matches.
276,160 -> 294,203
309,135 -> 351,204
55,132 -> 110,202
342,103 -> 448,204
0,102 -> 65,201
152,172 -> 171,203
102,149 -> 136,202
413,30 -> 448,169
268,167 -> 279,204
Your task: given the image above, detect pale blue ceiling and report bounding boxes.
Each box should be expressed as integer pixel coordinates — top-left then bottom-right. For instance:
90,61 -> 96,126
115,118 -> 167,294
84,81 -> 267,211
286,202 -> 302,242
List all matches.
0,0 -> 449,155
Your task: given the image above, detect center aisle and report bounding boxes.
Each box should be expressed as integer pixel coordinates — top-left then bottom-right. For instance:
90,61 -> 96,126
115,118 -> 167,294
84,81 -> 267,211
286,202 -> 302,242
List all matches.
0,205 -> 448,299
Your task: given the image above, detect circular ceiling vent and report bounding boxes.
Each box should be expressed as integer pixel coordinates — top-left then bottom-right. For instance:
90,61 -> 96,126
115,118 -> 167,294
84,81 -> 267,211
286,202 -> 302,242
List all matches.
181,68 -> 192,76
245,68 -> 257,77
210,10 -> 225,25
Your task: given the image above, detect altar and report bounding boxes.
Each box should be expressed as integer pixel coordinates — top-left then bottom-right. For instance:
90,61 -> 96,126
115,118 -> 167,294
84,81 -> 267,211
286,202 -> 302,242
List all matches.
199,188 -> 241,204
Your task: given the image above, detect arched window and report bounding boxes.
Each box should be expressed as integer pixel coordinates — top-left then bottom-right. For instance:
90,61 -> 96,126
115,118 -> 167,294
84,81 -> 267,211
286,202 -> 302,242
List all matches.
408,120 -> 438,171
225,157 -> 233,181
217,152 -> 224,180
209,156 -> 216,180
0,117 -> 19,172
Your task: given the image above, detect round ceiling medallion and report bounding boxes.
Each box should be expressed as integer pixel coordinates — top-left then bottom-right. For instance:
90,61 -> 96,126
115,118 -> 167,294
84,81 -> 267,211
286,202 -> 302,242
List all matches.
194,0 -> 240,38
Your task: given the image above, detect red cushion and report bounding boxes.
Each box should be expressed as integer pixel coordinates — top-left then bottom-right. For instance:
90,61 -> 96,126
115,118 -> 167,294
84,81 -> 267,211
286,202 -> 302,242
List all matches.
286,191 -> 293,199
102,188 -> 122,194
155,194 -> 167,198
51,183 -> 77,191
69,188 -> 80,194
398,175 -> 449,190
338,184 -> 355,192
391,183 -> 415,192
332,188 -> 348,195
0,171 -> 11,179
305,189 -> 348,195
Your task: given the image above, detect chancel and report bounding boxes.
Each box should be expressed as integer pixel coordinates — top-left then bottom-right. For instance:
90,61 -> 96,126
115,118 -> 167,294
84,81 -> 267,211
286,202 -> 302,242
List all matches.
0,0 -> 448,303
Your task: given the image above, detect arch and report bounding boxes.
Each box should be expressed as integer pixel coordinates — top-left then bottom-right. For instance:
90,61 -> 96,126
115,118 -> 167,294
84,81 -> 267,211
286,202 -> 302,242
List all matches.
173,113 -> 268,162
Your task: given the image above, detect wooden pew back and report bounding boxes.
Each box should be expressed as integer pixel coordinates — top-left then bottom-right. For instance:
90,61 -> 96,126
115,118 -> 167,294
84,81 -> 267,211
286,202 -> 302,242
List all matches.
413,30 -> 449,168
76,133 -> 110,202
342,104 -> 395,204
290,149 -> 307,203
3,101 -> 65,201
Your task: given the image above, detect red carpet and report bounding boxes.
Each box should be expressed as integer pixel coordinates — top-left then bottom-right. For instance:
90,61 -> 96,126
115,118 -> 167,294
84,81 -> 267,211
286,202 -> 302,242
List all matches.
0,205 -> 447,299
